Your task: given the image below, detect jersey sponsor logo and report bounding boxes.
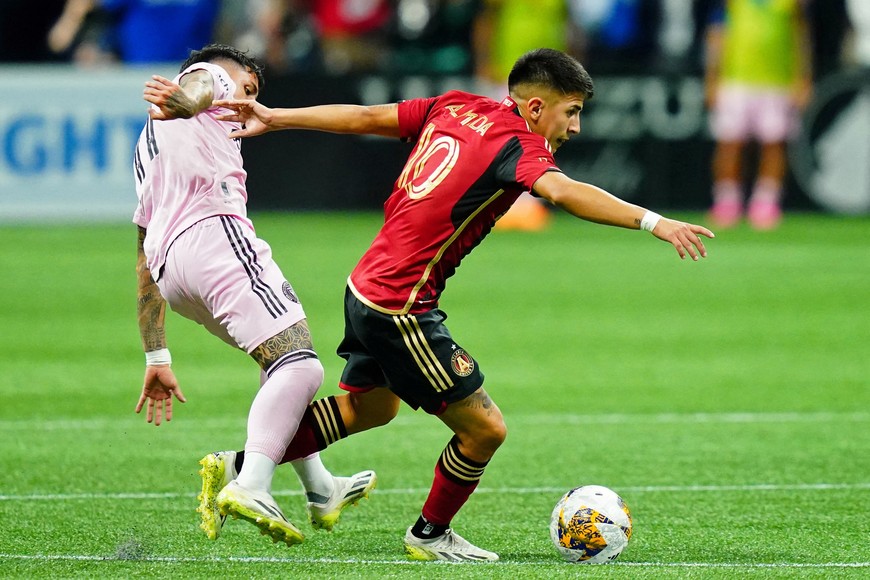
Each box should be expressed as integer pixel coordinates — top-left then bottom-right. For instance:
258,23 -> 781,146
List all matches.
450,348 -> 475,377
282,281 -> 299,303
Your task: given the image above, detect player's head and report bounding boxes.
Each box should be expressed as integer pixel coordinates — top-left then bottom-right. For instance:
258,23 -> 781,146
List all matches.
508,49 -> 594,100
508,49 -> 594,151
181,44 -> 265,99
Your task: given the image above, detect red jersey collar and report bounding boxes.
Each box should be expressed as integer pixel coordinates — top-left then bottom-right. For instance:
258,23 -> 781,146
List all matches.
500,95 -> 552,153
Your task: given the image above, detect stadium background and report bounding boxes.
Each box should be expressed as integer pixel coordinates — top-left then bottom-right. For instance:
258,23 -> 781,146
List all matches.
1,1 -> 869,576
0,0 -> 867,219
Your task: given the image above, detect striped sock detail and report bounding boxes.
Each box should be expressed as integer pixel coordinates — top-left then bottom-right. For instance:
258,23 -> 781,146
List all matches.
308,396 -> 347,449
437,436 -> 487,485
265,350 -> 318,377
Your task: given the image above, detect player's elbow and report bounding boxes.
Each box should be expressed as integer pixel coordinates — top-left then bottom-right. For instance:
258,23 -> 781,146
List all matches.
355,104 -> 399,137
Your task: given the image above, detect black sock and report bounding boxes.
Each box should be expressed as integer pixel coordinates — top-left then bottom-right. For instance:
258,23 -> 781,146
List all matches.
234,450 -> 245,475
411,515 -> 448,539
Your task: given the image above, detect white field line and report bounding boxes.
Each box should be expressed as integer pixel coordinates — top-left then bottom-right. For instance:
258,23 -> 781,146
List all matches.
0,553 -> 868,568
1,482 -> 869,502
0,411 -> 868,431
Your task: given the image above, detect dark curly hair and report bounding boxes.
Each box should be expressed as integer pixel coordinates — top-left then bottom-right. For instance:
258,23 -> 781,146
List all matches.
508,48 -> 594,100
180,44 -> 265,89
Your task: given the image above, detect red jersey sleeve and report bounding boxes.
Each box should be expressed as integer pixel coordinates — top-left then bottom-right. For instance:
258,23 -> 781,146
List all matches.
497,131 -> 562,192
397,97 -> 439,142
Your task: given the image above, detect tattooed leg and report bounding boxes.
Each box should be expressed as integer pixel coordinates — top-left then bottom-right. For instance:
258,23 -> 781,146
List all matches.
250,319 -> 315,371
437,387 -> 507,463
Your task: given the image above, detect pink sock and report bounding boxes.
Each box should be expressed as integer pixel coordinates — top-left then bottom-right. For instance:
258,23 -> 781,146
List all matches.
713,180 -> 742,205
244,357 -> 323,463
751,177 -> 782,205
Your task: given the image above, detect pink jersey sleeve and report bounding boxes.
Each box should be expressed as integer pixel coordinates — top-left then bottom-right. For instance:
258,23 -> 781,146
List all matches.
177,62 -> 236,103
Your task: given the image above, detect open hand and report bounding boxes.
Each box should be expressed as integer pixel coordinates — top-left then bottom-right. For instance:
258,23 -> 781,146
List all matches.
652,218 -> 715,261
212,99 -> 273,138
135,365 -> 186,426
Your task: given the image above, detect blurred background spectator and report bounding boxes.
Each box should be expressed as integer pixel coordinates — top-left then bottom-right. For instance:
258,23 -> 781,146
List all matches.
704,0 -> 813,230
389,0 -> 479,75
217,0 -> 319,74
310,0 -> 393,74
46,0 -> 219,65
1,0 -> 865,218
569,0 -> 661,71
0,0 -> 852,82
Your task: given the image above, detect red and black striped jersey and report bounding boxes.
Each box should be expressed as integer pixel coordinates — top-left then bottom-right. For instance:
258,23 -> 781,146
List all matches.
348,90 -> 561,315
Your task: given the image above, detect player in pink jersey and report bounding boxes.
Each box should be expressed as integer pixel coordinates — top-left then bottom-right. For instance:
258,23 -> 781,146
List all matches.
133,44 -> 375,547
214,48 -> 714,561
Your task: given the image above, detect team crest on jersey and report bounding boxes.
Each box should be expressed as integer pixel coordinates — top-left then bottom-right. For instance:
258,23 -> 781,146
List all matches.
450,349 -> 475,377
282,281 -> 298,303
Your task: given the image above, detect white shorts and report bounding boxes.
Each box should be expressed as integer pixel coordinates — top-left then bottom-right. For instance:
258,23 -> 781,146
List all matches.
156,215 -> 307,354
710,84 -> 797,143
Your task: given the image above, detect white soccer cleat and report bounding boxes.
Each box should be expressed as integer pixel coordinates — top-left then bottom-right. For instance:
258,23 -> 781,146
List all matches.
217,480 -> 304,546
403,527 -> 499,562
307,470 -> 377,531
196,451 -> 238,540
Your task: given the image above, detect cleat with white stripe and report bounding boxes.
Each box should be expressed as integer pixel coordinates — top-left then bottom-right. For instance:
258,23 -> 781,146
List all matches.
217,480 -> 304,546
307,470 -> 377,531
196,451 -> 238,540
403,527 -> 499,562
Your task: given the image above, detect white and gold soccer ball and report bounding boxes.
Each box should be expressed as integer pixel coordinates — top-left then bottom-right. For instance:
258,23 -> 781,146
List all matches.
549,485 -> 633,564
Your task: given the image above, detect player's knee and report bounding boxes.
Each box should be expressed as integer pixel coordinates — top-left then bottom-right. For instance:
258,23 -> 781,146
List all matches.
479,418 -> 508,454
273,357 -> 323,403
463,416 -> 507,459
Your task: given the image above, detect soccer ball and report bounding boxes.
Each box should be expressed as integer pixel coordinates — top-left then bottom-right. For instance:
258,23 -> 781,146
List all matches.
549,485 -> 633,564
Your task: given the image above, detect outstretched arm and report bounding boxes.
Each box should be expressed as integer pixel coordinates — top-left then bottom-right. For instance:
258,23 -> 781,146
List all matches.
144,69 -> 214,121
135,226 -> 186,425
212,99 -> 401,139
533,171 -> 714,261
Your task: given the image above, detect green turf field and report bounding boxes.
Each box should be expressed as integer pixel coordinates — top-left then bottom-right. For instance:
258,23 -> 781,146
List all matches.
1,212 -> 868,578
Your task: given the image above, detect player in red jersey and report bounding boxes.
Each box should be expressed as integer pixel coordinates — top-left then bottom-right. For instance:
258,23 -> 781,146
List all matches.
214,48 -> 714,561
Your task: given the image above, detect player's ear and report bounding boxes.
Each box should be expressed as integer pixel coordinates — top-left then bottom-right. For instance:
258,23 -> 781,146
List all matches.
527,97 -> 544,120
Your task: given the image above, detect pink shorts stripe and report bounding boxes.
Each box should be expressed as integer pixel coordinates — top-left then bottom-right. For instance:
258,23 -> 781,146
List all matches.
156,216 -> 307,354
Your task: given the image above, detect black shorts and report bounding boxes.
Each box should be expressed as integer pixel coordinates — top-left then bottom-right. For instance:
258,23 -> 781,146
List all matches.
337,287 -> 484,414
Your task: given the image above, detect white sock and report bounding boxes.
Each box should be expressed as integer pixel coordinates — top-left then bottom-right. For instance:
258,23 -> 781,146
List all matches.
235,451 -> 277,493
291,453 -> 335,501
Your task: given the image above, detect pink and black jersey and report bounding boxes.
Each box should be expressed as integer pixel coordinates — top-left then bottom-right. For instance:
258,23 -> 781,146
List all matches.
349,90 -> 561,315
132,62 -> 252,280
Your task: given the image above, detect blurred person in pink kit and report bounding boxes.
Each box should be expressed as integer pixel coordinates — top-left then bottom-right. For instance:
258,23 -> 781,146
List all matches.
134,43 -> 375,548
705,0 -> 813,230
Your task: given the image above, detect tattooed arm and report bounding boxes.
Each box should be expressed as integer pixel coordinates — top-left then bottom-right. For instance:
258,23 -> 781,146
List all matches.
144,69 -> 214,121
135,226 -> 185,425
136,226 -> 167,352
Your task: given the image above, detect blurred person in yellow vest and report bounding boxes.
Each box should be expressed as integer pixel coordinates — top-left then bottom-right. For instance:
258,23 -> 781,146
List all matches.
705,0 -> 813,230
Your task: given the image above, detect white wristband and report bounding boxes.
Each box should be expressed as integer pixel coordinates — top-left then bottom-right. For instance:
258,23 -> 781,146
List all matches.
640,211 -> 662,233
145,348 -> 172,366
